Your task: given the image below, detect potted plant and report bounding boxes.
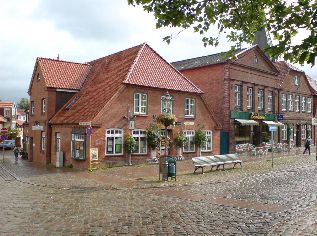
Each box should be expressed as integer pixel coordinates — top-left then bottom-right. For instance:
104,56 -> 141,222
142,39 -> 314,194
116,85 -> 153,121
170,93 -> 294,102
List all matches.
174,132 -> 187,157
124,134 -> 136,165
146,123 -> 160,160
194,129 -> 207,157
157,113 -> 176,128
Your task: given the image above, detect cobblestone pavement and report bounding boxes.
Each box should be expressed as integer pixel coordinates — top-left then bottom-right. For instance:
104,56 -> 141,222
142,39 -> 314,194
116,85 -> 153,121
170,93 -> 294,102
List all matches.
0,150 -> 317,235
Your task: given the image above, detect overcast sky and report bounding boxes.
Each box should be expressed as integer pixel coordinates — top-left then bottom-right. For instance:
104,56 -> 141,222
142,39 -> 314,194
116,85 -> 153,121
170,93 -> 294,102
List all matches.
1,0 -> 316,103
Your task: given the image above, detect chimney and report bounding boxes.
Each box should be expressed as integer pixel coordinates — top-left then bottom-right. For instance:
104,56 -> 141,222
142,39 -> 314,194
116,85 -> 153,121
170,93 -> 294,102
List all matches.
254,28 -> 271,59
57,54 -> 60,60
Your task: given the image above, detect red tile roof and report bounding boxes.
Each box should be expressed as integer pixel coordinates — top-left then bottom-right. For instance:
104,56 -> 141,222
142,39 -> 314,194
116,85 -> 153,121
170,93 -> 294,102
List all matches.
0,101 -> 14,108
50,43 -> 203,124
307,76 -> 317,95
28,58 -> 91,94
274,61 -> 305,86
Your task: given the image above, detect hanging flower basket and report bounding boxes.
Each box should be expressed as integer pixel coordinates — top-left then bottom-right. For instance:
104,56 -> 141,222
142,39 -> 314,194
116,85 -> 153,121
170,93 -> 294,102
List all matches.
157,113 -> 176,127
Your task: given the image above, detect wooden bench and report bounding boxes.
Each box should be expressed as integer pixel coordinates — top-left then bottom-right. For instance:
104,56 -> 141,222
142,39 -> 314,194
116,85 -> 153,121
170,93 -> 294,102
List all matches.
192,154 -> 242,174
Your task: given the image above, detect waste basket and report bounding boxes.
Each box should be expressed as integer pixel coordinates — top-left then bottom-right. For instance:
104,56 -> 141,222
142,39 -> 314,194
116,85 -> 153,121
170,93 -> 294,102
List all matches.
167,156 -> 176,181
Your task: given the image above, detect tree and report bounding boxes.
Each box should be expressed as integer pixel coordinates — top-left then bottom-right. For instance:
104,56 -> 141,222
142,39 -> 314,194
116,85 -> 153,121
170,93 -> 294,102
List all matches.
17,98 -> 29,110
128,0 -> 317,65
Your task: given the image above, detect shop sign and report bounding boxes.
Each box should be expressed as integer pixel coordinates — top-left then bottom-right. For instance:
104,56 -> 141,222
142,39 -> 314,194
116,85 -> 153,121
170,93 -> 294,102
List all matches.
230,111 -> 276,121
312,117 -> 317,126
250,112 -> 265,120
79,121 -> 91,126
32,125 -> 43,131
184,121 -> 194,126
277,114 -> 284,121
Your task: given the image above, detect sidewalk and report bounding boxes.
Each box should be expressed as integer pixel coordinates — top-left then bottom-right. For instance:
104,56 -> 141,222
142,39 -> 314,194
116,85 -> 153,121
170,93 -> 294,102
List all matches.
1,148 -> 316,190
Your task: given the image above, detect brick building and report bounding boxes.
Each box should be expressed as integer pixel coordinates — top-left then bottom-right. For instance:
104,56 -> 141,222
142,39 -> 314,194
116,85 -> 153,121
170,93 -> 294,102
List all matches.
173,46 -> 287,153
0,101 -> 17,129
27,58 -> 90,165
28,43 -> 221,169
274,61 -> 315,147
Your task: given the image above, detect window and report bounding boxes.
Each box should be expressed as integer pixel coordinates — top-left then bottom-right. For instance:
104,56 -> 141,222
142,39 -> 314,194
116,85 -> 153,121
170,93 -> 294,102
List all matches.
183,130 -> 195,152
258,89 -> 264,111
301,125 -> 306,140
161,94 -> 173,114
282,125 -> 287,141
132,129 -> 147,154
307,98 -> 312,113
301,96 -> 306,112
254,55 -> 259,64
4,108 -> 10,117
201,130 -> 212,152
307,125 -> 312,139
281,93 -> 287,111
42,98 -> 46,114
235,85 -> 242,109
106,129 -> 123,155
247,87 -> 253,110
288,94 -> 293,111
289,124 -> 294,141
134,93 -> 147,115
31,101 -> 35,115
294,75 -> 300,86
71,133 -> 86,160
268,91 -> 274,112
55,132 -> 61,152
41,131 -> 46,151
185,98 -> 195,118
295,95 -> 300,112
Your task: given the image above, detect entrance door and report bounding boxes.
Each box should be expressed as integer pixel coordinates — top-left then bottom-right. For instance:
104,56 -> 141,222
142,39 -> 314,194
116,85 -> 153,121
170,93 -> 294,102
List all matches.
220,131 -> 229,154
296,125 -> 301,147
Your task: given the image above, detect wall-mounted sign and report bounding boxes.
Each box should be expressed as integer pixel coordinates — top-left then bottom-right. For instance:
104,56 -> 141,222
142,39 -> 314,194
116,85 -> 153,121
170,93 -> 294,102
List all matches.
175,121 -> 182,126
32,125 -> 43,131
312,118 -> 317,126
79,122 -> 91,126
90,148 -> 98,161
250,112 -> 266,120
184,121 -> 194,126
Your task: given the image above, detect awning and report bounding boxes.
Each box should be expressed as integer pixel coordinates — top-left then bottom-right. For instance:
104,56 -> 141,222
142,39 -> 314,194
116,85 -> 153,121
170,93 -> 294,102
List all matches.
235,119 -> 259,126
262,120 -> 284,126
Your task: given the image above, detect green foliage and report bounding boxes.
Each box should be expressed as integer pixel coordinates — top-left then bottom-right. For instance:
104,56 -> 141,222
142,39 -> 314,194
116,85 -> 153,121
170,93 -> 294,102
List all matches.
128,0 -> 317,65
157,113 -> 176,127
8,128 -> 18,140
124,134 -> 136,154
194,129 -> 207,148
174,132 -> 187,148
17,98 -> 29,110
146,122 -> 160,150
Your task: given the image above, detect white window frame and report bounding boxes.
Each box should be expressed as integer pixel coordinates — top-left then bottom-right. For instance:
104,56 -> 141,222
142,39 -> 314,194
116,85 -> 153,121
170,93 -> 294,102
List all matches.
294,75 -> 300,86
31,101 -> 35,115
307,97 -> 312,113
268,91 -> 273,112
295,95 -> 300,112
185,98 -> 195,118
71,133 -> 86,160
183,130 -> 195,152
134,93 -> 147,115
247,87 -> 253,109
288,94 -> 293,111
201,130 -> 212,152
42,98 -> 46,114
301,125 -> 306,140
258,89 -> 264,110
282,125 -> 287,141
235,85 -> 242,108
106,129 -> 123,155
161,95 -> 173,114
281,93 -> 287,111
301,96 -> 306,112
41,131 -> 46,151
132,129 -> 147,154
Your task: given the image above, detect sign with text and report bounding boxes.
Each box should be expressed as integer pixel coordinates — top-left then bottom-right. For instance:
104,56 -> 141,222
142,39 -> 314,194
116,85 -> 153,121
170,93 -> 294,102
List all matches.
269,125 -> 277,132
90,148 -> 98,161
312,117 -> 317,125
79,122 -> 91,126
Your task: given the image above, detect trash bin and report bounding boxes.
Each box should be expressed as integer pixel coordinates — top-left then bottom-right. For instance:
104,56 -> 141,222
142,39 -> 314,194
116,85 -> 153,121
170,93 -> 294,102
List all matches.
167,156 -> 176,181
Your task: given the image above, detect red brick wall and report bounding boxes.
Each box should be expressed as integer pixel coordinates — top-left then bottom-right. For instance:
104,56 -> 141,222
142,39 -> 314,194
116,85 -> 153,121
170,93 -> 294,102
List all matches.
51,85 -> 220,169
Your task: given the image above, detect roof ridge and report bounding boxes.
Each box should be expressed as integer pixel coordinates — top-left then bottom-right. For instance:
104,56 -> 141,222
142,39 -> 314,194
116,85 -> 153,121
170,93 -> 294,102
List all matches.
37,57 -> 90,66
123,43 -> 146,83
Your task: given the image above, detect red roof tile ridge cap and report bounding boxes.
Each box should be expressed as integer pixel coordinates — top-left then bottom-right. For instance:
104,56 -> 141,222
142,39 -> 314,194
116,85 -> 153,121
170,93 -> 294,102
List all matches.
38,57 -> 90,66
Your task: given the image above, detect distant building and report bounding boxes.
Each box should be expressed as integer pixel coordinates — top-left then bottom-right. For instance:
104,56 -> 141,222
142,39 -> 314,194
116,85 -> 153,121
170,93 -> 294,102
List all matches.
0,101 -> 17,129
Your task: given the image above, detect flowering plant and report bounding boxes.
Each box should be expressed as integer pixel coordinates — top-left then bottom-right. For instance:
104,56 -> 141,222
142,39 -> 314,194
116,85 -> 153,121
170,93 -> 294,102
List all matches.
157,113 -> 176,127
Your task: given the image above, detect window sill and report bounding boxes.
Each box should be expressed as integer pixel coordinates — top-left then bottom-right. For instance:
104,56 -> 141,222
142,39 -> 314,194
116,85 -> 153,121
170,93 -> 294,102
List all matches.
134,114 -> 148,117
184,116 -> 195,119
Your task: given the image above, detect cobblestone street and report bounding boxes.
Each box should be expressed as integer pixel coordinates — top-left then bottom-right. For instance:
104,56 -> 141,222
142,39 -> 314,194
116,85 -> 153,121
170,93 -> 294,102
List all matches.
1,150 -> 317,235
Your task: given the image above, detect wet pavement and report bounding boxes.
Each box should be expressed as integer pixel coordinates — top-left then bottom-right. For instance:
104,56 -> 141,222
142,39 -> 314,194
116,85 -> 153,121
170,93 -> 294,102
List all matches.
0,149 -> 317,235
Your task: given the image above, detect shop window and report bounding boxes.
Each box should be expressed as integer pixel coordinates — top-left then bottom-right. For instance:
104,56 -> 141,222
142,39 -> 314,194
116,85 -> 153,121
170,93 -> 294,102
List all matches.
258,89 -> 264,111
183,130 -> 195,152
301,96 -> 306,112
247,87 -> 253,110
71,132 -> 86,160
106,129 -> 123,155
201,130 -> 212,152
235,85 -> 242,109
301,125 -> 306,140
295,95 -> 300,112
185,98 -> 195,118
288,94 -> 293,111
41,131 -> 46,151
132,129 -> 147,154
134,93 -> 147,115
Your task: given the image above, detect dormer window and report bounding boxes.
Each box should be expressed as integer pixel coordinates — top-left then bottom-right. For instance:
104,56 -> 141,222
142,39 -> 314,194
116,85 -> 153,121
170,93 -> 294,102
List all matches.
294,76 -> 300,86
